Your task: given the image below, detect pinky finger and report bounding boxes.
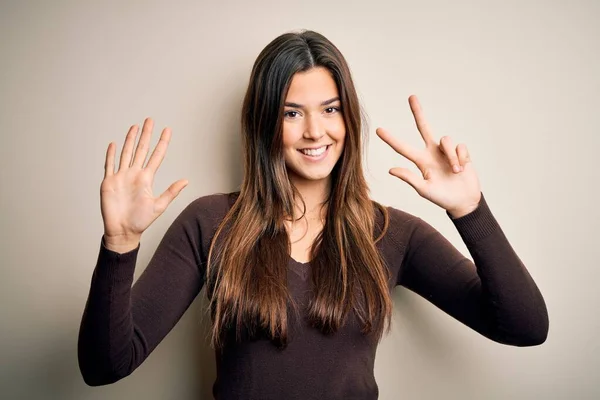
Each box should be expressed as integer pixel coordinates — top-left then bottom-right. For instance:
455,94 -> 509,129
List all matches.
456,144 -> 471,170
104,142 -> 115,178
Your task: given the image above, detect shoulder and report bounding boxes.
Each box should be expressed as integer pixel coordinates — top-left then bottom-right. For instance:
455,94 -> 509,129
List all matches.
166,191 -> 240,254
176,191 -> 240,229
372,199 -> 439,254
187,191 -> 239,214
372,199 -> 422,236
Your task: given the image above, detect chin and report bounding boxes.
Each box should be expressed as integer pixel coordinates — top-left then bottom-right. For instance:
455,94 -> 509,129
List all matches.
287,165 -> 334,183
285,150 -> 343,183
302,173 -> 331,181
293,171 -> 332,182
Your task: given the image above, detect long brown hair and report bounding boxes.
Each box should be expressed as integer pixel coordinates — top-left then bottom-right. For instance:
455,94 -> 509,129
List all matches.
206,30 -> 391,350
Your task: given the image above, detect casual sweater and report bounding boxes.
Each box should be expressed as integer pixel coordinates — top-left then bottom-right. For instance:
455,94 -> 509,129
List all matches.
77,191 -> 548,399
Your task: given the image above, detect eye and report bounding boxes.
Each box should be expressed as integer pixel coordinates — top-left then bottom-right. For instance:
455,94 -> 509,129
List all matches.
284,110 -> 300,118
325,106 -> 341,114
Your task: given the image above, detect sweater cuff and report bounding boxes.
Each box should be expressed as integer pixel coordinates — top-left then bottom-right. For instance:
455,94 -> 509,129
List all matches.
445,192 -> 501,244
94,236 -> 140,283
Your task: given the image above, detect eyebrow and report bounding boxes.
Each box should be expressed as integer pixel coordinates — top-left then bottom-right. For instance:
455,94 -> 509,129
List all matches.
284,97 -> 340,108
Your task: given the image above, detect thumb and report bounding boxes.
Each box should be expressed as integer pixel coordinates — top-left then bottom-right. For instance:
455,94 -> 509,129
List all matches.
155,179 -> 188,213
389,168 -> 426,195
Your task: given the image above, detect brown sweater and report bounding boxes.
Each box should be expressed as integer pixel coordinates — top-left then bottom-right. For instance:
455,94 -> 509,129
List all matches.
78,191 -> 548,399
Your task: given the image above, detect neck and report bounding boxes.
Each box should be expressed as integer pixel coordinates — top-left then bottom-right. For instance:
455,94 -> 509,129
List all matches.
288,173 -> 330,221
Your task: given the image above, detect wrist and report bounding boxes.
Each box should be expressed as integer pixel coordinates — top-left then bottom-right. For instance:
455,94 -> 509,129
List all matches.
447,193 -> 482,219
103,233 -> 141,253
448,205 -> 477,219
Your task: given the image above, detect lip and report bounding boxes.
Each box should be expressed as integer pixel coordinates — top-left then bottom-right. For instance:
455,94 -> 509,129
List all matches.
298,144 -> 332,150
297,144 -> 330,162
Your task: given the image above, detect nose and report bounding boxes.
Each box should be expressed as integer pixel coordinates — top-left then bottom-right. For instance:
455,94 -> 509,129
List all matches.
303,114 -> 325,140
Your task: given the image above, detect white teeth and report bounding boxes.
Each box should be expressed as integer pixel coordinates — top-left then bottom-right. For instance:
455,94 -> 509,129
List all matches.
300,146 -> 327,156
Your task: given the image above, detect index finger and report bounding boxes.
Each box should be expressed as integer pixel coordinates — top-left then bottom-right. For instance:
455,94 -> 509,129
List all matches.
375,127 -> 420,165
408,95 -> 435,146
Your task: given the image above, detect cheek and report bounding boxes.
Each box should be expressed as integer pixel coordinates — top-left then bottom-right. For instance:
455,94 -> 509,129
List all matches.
330,119 -> 346,143
282,123 -> 303,147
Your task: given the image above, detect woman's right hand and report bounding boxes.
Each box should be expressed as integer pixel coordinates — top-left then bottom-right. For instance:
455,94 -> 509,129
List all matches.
100,118 -> 188,253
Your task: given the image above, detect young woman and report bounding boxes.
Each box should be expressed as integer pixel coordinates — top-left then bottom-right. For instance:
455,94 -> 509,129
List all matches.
78,30 -> 548,399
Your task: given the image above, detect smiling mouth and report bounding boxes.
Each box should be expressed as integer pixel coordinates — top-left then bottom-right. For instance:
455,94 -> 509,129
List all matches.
298,144 -> 330,156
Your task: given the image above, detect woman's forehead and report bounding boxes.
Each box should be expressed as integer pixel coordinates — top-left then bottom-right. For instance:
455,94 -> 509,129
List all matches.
284,67 -> 339,107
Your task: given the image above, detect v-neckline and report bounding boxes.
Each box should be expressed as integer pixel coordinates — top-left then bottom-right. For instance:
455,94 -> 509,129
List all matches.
289,257 -> 310,281
290,257 -> 310,266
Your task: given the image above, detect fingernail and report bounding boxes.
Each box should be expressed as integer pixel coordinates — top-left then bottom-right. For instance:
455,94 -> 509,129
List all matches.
453,165 -> 460,173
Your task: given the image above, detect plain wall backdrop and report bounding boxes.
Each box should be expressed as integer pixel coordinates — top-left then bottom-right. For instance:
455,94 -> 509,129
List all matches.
1,0 -> 598,399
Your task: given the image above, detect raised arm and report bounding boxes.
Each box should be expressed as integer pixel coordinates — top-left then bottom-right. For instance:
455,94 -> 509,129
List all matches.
78,203 -> 206,385
396,194 -> 548,346
376,95 -> 548,345
77,118 -> 201,385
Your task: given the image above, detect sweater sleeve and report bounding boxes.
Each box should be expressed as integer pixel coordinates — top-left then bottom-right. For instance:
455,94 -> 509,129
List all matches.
77,200 -> 207,386
396,192 -> 549,346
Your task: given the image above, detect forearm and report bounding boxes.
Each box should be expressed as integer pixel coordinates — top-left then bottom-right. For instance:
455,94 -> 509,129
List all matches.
78,240 -> 140,386
447,196 -> 548,345
460,226 -> 549,345
401,193 -> 549,346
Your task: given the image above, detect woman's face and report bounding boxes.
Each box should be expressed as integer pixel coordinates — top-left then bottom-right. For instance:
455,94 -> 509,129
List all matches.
282,67 -> 346,185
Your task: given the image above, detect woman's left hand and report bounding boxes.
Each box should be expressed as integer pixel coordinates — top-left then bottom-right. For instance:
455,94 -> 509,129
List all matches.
376,95 -> 482,219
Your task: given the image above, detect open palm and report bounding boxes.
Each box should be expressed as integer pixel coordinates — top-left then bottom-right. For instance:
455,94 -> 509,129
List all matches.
376,95 -> 481,218
101,118 -> 188,245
